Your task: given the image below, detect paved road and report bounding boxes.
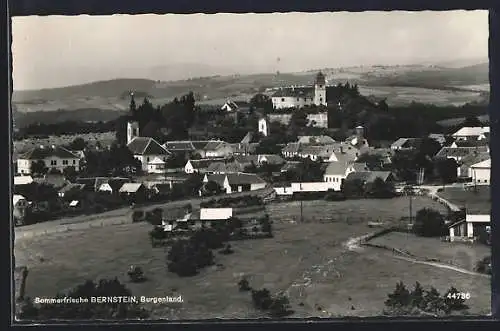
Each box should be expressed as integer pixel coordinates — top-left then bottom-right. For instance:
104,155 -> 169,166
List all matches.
14,187 -> 274,240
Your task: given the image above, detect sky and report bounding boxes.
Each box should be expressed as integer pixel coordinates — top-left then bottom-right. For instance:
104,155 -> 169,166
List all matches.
12,10 -> 488,90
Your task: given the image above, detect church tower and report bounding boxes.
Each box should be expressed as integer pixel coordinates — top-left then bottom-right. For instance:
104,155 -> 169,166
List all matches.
127,121 -> 139,145
314,71 -> 327,107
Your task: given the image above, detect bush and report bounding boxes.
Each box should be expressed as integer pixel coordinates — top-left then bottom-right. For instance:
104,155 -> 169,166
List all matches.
145,211 -> 162,226
127,266 -> 145,283
251,288 -> 273,310
238,278 -> 251,291
413,208 -> 447,237
219,244 -> 234,255
475,256 -> 491,275
384,281 -> 469,316
324,191 -> 346,201
132,210 -> 145,223
167,237 -> 215,277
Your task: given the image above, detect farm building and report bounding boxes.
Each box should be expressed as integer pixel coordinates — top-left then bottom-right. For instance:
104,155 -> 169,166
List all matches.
456,152 -> 490,179
184,158 -> 224,174
203,173 -> 267,194
445,186 -> 491,242
17,145 -> 81,174
58,183 -> 86,199
469,158 -> 491,185
390,138 -> 422,151
435,146 -> 489,162
33,174 -> 69,189
206,161 -> 246,175
344,126 -> 370,150
119,183 -> 146,203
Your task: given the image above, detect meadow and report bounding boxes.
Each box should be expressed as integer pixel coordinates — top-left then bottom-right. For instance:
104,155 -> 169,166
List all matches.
15,197 -> 491,319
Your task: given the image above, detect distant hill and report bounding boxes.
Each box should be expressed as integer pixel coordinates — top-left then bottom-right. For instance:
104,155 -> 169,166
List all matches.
12,79 -> 157,102
11,62 -> 490,116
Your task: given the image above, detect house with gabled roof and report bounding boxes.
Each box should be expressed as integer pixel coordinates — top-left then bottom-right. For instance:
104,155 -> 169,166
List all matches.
17,145 -> 81,175
456,151 -> 490,178
451,126 -> 490,141
127,137 -> 171,172
221,100 -> 240,112
469,158 -> 491,185
202,173 -> 267,194
184,158 -> 226,174
203,140 -> 234,158
390,138 -> 421,151
119,182 -> 146,203
435,146 -> 489,162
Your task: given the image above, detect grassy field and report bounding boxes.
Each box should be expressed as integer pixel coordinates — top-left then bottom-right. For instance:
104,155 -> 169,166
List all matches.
14,197 -> 490,319
368,231 -> 490,271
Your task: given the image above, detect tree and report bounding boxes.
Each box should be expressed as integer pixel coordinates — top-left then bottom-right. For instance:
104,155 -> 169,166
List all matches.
268,294 -> 293,317
251,288 -> 273,310
249,93 -> 273,111
238,278 -> 251,291
434,157 -> 458,183
30,160 -> 48,176
413,208 -> 446,237
66,137 -> 87,150
364,177 -> 395,198
443,287 -> 469,314
203,180 -> 223,196
167,238 -> 214,277
385,281 -> 411,308
182,173 -> 204,197
341,178 -> 365,198
463,115 -> 482,127
378,99 -> 389,112
356,153 -> 384,170
62,166 -> 77,181
17,278 -> 149,320
410,282 -> 425,309
290,109 -> 309,130
423,287 -> 445,314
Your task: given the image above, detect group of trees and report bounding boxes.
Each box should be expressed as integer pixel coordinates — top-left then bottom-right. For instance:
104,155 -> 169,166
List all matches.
115,92 -> 196,145
341,177 -> 395,199
237,277 -> 293,317
81,144 -> 142,176
412,208 -> 447,237
384,281 -> 469,316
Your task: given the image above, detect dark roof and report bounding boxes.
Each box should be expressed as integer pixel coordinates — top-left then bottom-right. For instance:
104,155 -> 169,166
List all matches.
316,71 -> 326,84
280,161 -> 301,172
345,171 -> 392,183
59,183 -> 85,193
152,183 -> 171,193
436,146 -> 489,158
258,154 -> 285,165
207,162 -> 245,174
272,87 -> 314,98
453,140 -> 489,148
107,178 -> 129,191
188,158 -> 219,169
324,161 -> 350,176
19,145 -> 79,160
164,141 -> 196,152
192,141 -> 211,149
34,174 -> 69,189
205,174 -> 226,186
127,137 -> 170,156
459,151 -> 490,167
204,140 -> 227,151
231,143 -> 259,154
226,173 -> 266,185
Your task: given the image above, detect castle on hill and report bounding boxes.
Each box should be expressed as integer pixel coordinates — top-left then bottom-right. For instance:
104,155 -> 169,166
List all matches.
271,71 -> 328,110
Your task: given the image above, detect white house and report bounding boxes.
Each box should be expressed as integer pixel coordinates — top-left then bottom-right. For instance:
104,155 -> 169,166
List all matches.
258,117 -> 270,137
203,141 -> 234,158
14,175 -> 33,186
449,210 -> 490,242
307,113 -> 329,128
469,158 -> 491,185
127,137 -> 171,172
203,173 -> 267,194
17,145 -> 81,175
200,208 -> 233,220
271,72 -> 327,109
322,161 -> 351,191
221,100 -> 239,112
147,157 -> 167,174
452,126 -> 490,141
184,159 -> 219,174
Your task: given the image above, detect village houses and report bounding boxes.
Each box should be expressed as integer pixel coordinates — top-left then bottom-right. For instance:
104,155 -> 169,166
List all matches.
17,145 -> 81,175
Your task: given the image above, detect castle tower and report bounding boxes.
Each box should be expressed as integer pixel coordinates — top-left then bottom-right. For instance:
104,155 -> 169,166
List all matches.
127,121 -> 140,145
314,71 -> 327,107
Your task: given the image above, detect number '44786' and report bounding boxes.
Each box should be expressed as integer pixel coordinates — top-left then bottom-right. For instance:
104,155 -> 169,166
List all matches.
447,292 -> 471,300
